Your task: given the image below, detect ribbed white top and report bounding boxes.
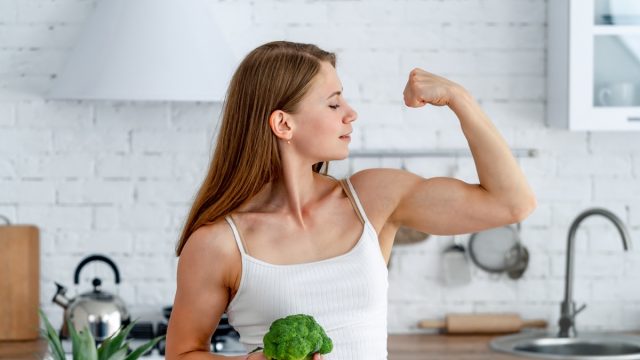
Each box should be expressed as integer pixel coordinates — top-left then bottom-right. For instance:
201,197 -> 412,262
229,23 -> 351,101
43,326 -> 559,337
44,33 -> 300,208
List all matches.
224,177 -> 389,360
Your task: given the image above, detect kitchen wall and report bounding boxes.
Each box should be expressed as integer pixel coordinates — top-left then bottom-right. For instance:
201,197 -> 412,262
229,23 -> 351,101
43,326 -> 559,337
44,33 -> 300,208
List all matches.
1,0 -> 639,333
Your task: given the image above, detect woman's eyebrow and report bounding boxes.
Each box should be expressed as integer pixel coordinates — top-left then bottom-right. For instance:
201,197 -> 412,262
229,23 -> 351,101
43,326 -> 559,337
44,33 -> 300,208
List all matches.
326,88 -> 343,99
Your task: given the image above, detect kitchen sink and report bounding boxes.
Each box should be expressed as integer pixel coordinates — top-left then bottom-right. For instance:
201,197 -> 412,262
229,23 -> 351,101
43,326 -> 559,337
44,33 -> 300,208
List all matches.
490,208 -> 639,359
490,330 -> 640,360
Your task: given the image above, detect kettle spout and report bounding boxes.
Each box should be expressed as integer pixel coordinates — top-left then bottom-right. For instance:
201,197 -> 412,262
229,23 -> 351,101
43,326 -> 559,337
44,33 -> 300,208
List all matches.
52,281 -> 70,309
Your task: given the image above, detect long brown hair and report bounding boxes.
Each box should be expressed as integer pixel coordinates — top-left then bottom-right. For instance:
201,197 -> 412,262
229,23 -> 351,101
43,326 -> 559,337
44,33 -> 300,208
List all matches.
175,41 -> 337,256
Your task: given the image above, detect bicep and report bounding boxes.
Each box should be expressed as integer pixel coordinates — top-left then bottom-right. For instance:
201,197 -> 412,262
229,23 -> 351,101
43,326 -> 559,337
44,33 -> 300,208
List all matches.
392,175 -> 515,235
165,226 -> 232,359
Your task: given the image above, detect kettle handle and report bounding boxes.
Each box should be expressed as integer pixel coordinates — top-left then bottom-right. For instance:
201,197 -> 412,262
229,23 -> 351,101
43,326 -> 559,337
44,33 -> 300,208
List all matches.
74,254 -> 121,285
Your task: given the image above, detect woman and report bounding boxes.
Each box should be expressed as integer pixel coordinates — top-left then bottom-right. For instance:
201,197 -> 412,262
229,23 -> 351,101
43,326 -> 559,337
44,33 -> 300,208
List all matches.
165,41 -> 536,360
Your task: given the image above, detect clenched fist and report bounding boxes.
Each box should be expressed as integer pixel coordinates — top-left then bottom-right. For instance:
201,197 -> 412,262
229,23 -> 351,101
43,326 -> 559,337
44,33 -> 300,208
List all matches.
402,68 -> 466,108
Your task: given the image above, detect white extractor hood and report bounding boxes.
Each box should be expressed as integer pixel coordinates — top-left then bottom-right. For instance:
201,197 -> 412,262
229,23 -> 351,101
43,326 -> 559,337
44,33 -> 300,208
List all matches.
47,0 -> 238,102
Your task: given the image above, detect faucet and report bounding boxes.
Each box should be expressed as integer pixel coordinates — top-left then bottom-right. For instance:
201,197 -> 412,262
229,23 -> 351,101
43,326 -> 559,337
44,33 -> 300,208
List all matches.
558,208 -> 632,338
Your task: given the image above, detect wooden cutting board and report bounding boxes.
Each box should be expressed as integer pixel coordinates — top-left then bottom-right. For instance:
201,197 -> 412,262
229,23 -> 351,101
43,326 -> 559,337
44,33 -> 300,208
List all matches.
0,225 -> 40,340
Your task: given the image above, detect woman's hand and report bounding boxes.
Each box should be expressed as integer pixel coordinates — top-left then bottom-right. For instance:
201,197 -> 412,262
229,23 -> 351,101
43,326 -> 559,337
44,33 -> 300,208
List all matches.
402,68 -> 466,108
246,351 -> 266,359
246,352 -> 323,359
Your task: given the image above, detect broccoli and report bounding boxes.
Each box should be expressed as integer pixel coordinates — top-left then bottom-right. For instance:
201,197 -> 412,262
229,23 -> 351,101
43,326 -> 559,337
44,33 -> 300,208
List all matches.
261,314 -> 333,360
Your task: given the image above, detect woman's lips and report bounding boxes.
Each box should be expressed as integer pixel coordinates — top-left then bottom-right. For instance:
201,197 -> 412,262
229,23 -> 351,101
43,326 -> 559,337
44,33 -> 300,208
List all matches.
339,135 -> 351,140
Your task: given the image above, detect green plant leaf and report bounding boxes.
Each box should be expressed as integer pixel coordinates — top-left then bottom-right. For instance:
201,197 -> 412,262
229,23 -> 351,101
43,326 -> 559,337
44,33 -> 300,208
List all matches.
105,346 -> 128,360
68,320 -> 81,360
97,319 -> 145,360
97,330 -> 123,360
105,320 -> 138,354
74,326 -> 98,360
123,335 -> 165,360
97,337 -> 111,360
39,309 -> 65,360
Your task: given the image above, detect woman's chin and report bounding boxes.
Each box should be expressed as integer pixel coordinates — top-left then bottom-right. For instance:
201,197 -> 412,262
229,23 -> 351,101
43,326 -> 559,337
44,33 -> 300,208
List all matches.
316,146 -> 351,162
319,153 -> 349,162
332,149 -> 350,161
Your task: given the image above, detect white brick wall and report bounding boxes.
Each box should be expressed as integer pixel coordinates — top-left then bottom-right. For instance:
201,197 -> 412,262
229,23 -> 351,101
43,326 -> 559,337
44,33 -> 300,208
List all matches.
1,0 -> 639,334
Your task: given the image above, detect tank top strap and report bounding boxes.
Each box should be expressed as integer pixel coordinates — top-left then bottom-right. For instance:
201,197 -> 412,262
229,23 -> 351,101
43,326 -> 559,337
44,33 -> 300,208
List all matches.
340,177 -> 371,226
345,177 -> 371,225
339,179 -> 365,225
224,215 -> 246,256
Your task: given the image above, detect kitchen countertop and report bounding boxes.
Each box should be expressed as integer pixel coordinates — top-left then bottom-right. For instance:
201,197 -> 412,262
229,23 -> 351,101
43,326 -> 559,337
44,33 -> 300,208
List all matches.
3,332 -> 640,359
0,334 -> 524,359
0,337 -> 49,360
388,333 -> 531,360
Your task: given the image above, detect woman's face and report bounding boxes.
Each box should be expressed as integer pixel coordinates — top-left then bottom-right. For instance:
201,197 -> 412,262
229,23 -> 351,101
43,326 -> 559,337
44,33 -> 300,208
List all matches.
290,61 -> 358,162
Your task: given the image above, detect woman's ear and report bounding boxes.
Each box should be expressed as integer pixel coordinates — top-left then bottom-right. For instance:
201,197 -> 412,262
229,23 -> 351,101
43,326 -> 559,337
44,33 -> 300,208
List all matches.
269,110 -> 293,140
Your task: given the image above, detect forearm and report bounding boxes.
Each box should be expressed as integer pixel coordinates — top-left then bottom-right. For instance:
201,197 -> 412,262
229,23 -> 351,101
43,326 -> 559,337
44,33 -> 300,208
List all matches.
449,88 -> 536,216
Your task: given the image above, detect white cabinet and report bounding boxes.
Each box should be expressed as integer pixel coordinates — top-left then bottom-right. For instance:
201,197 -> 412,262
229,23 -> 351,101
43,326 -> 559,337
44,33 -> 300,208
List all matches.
548,0 -> 640,130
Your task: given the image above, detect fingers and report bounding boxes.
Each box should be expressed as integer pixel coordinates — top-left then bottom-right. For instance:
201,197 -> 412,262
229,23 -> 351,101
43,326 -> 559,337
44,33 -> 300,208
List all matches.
403,83 -> 426,108
403,68 -> 459,107
313,353 -> 323,360
403,69 -> 428,107
404,95 -> 425,108
410,67 -> 428,77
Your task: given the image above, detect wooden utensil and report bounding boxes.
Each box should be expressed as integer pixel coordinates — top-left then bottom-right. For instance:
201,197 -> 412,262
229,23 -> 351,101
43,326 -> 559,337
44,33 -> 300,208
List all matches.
0,224 -> 40,340
418,313 -> 548,334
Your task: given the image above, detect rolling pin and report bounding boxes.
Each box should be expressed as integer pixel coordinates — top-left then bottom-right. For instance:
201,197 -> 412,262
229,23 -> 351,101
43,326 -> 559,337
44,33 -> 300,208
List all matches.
418,313 -> 548,334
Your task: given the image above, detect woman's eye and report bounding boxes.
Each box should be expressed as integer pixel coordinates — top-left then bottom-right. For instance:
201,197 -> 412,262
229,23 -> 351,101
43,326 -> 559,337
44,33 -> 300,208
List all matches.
329,104 -> 340,109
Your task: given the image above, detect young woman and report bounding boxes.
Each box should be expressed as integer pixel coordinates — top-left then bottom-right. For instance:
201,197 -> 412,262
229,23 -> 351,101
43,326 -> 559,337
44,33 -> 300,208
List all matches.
165,41 -> 536,360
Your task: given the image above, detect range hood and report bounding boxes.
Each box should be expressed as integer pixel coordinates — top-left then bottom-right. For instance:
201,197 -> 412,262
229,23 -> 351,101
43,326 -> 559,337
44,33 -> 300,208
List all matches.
47,0 -> 237,102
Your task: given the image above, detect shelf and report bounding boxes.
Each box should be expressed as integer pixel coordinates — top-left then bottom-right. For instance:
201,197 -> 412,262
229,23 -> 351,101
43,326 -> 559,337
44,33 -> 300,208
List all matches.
592,106 -> 640,111
593,25 -> 640,35
348,148 -> 538,158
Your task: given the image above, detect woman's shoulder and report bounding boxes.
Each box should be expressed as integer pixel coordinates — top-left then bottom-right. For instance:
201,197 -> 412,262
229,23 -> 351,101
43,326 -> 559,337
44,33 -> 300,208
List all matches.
179,218 -> 241,269
347,168 -> 424,229
349,167 -> 422,198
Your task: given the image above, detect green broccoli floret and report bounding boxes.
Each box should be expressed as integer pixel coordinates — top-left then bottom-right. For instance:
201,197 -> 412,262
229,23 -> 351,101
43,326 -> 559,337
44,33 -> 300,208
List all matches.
262,314 -> 333,360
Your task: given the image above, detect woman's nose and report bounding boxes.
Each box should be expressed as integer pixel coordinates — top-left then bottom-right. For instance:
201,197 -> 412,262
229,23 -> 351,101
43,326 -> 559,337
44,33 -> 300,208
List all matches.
345,106 -> 357,123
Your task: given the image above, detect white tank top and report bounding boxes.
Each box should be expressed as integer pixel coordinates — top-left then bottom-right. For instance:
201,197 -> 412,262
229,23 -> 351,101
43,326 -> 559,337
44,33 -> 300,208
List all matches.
224,177 -> 389,360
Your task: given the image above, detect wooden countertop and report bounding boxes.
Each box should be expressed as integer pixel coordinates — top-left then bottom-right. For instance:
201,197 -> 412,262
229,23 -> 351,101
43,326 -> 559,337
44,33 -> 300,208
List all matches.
0,334 -> 525,360
0,337 -> 49,360
388,333 -> 528,360
3,332 -> 640,359
388,331 -> 640,360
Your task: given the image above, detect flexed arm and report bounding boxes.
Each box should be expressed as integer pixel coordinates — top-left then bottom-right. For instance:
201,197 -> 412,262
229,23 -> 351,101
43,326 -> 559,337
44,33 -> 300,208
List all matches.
403,67 -> 536,219
355,68 -> 536,238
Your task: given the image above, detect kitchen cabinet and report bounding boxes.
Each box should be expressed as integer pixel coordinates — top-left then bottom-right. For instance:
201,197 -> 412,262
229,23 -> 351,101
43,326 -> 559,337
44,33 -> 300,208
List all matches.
548,0 -> 640,130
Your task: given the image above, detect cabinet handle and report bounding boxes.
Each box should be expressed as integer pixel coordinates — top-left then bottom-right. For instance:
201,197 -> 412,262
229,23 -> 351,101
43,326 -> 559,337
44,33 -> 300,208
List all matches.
628,117 -> 640,122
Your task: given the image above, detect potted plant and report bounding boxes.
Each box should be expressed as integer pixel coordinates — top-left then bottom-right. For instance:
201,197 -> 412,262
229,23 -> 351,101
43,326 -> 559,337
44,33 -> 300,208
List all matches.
39,309 -> 165,360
